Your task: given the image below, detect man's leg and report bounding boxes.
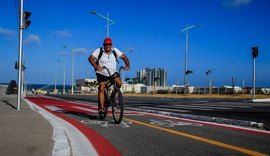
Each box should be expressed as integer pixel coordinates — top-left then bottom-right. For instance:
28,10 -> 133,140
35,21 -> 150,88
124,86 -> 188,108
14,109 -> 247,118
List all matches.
114,77 -> 122,89
98,82 -> 106,111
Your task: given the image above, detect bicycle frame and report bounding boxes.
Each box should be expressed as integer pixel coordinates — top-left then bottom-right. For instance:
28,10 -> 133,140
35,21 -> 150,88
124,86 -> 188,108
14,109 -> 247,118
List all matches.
99,66 -> 125,124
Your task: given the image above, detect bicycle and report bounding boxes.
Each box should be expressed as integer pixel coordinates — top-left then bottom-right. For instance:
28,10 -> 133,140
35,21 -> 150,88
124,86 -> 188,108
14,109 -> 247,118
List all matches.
98,66 -> 125,124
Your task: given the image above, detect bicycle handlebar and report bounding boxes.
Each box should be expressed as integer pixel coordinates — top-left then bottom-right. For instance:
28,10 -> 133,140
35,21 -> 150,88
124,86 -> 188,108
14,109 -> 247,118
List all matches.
103,66 -> 125,77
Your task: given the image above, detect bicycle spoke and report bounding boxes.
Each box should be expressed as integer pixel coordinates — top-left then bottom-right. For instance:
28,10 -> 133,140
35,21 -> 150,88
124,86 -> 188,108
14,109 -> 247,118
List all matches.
112,90 -> 123,124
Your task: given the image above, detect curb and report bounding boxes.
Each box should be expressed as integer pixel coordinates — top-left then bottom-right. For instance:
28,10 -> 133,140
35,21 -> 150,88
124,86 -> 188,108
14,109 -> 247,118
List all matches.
24,98 -> 99,156
127,108 -> 268,131
252,98 -> 270,102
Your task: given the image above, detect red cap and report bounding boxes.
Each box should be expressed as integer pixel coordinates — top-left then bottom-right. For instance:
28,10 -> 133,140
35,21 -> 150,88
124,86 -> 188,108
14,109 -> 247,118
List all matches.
103,37 -> 113,45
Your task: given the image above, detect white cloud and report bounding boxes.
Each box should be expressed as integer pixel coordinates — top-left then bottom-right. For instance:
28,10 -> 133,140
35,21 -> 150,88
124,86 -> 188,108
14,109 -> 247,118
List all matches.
0,27 -> 16,36
223,0 -> 252,8
24,34 -> 41,45
74,48 -> 89,54
52,30 -> 72,38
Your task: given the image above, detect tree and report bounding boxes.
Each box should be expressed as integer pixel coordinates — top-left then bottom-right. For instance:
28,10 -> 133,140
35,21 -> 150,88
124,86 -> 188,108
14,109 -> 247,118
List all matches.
205,69 -> 212,94
125,78 -> 131,84
132,78 -> 138,84
132,78 -> 139,93
143,76 -> 147,85
153,77 -> 160,94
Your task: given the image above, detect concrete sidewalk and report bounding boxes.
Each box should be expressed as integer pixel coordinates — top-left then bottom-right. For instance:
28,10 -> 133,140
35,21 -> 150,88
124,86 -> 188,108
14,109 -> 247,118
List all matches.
0,94 -> 53,156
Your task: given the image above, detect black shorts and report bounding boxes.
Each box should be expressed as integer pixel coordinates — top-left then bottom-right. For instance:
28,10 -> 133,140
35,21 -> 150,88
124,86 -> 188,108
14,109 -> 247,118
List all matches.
96,73 -> 110,83
96,73 -> 119,83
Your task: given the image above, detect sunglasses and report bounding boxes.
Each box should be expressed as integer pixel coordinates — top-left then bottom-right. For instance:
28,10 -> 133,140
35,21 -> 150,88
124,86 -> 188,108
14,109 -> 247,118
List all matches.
104,44 -> 112,46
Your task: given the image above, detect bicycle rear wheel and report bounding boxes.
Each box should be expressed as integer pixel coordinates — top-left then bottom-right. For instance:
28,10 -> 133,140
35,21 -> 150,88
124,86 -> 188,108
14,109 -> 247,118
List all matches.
111,89 -> 123,124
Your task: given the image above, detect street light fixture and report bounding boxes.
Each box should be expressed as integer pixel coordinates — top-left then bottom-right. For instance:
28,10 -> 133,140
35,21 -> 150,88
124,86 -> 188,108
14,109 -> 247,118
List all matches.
90,11 -> 115,37
181,24 -> 202,94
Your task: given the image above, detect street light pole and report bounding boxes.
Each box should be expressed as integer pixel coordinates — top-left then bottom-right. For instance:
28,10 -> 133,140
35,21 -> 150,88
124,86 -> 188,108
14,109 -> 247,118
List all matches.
253,57 -> 256,99
184,25 -> 188,94
90,11 -> 115,37
181,24 -> 202,94
63,60 -> 66,94
63,45 -> 74,94
17,0 -> 24,110
57,60 -> 66,94
71,48 -> 74,94
106,13 -> 109,37
54,76 -> 57,93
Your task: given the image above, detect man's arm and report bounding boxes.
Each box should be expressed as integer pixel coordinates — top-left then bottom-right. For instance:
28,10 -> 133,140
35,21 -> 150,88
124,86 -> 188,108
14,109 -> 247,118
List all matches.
88,55 -> 101,70
119,54 -> 130,70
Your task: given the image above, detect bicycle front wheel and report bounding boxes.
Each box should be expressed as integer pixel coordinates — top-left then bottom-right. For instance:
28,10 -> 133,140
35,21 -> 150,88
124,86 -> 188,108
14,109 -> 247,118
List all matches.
111,89 -> 123,124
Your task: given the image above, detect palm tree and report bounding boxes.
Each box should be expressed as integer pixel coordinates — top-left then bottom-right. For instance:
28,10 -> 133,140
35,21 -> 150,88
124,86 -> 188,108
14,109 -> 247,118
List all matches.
132,78 -> 139,94
132,78 -> 138,84
205,69 -> 212,94
143,76 -> 147,85
185,70 -> 193,94
125,78 -> 131,93
153,77 -> 160,94
125,78 -> 131,84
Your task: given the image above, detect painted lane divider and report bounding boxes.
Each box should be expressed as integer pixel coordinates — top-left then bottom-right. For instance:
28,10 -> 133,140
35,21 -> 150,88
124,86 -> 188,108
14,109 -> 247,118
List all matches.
123,117 -> 268,156
81,120 -> 133,128
150,119 -> 203,127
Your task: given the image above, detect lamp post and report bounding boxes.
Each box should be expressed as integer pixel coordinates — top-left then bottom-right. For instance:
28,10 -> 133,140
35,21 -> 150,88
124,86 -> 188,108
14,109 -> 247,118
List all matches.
63,45 -> 74,94
17,0 -> 24,110
181,24 -> 202,94
71,48 -> 74,94
57,60 -> 66,94
90,11 -> 115,37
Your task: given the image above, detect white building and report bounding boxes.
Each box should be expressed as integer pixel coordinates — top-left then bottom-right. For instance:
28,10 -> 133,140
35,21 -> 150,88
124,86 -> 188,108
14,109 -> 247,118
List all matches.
75,78 -> 98,94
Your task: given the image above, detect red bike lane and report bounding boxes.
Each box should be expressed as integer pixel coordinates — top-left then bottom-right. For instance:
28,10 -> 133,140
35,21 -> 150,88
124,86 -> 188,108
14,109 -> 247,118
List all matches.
26,96 -> 122,156
25,96 -> 270,156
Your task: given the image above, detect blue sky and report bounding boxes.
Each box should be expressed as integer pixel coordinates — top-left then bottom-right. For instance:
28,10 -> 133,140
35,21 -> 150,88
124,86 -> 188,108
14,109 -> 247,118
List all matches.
1,0 -> 270,87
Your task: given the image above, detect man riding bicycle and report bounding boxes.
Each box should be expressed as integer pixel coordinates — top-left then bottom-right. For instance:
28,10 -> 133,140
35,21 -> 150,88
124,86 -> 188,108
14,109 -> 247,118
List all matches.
88,37 -> 130,113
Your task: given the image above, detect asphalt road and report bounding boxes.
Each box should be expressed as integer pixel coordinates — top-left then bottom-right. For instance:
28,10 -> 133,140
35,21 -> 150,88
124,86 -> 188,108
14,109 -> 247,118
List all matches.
43,94 -> 270,155
49,94 -> 270,129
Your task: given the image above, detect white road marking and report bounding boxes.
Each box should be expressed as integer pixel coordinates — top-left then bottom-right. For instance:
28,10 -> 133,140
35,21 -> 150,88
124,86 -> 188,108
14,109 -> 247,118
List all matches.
172,105 -> 233,110
81,120 -> 132,128
72,106 -> 97,113
138,106 -> 191,112
46,106 -> 65,112
189,103 -> 251,108
150,119 -> 203,127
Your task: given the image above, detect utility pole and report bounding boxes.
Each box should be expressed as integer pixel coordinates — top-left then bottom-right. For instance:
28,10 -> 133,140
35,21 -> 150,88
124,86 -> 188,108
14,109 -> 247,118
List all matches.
71,49 -> 74,94
17,0 -> 24,110
181,24 -> 202,94
232,76 -> 235,96
17,0 -> 31,110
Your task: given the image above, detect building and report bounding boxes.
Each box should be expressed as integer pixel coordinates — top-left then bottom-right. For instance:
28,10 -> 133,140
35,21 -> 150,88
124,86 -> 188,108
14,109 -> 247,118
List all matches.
137,68 -> 167,86
75,78 -> 98,94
